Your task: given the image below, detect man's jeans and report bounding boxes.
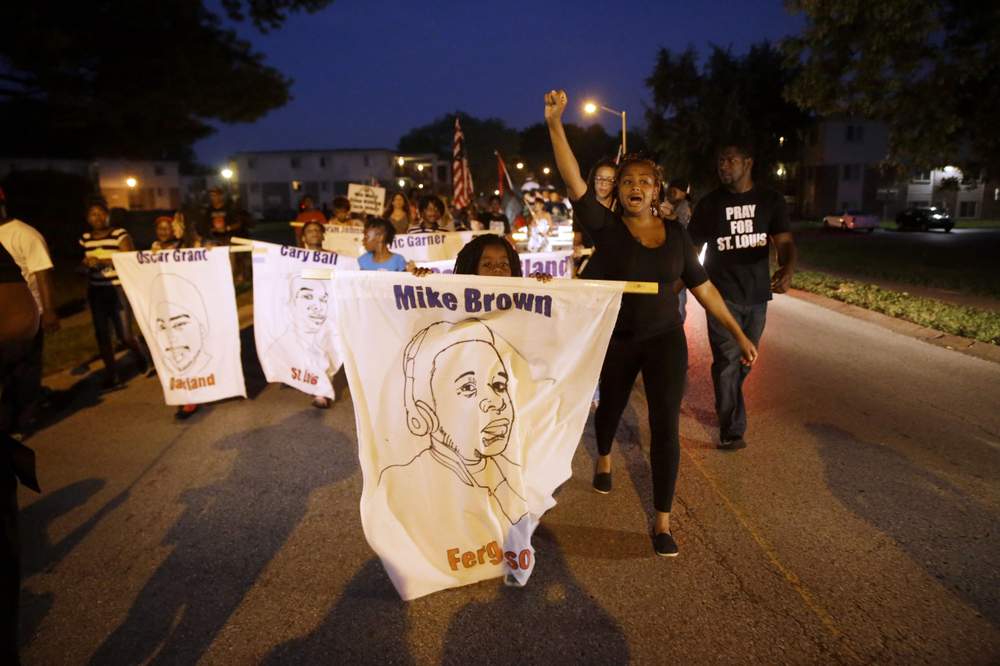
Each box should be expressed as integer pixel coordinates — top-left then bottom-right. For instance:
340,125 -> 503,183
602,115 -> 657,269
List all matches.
706,300 -> 767,441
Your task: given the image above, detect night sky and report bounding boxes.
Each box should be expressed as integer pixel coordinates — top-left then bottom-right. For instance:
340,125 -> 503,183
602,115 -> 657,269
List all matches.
194,0 -> 803,167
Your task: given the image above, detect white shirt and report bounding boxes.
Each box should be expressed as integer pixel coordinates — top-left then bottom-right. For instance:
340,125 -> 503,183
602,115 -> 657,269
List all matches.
0,219 -> 54,311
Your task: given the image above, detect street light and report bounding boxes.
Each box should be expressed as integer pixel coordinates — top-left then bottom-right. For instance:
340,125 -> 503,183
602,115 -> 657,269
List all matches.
416,164 -> 424,172
397,157 -> 405,167
583,99 -> 627,154
515,162 -> 524,170
221,168 -> 234,180
542,167 -> 551,175
125,177 -> 137,188
397,178 -> 405,188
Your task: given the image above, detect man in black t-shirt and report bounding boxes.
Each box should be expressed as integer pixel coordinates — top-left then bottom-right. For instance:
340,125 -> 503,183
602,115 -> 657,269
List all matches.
688,143 -> 797,450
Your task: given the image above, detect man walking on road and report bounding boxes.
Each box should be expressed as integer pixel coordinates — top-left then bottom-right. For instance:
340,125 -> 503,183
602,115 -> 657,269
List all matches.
688,143 -> 797,450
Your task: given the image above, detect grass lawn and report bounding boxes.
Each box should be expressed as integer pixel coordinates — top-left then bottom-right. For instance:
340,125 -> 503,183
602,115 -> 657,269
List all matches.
792,271 -> 1000,345
792,227 -> 1000,299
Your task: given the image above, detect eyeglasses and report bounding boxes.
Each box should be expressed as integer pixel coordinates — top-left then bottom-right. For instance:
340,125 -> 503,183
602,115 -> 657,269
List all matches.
594,177 -> 615,184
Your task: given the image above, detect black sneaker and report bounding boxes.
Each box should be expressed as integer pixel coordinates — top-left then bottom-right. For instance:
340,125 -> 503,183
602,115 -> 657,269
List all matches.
718,437 -> 747,451
592,472 -> 612,494
653,532 -> 679,557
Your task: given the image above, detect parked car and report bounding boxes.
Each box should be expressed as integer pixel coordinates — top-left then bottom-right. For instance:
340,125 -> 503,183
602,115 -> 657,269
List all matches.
895,205 -> 954,232
822,210 -> 880,233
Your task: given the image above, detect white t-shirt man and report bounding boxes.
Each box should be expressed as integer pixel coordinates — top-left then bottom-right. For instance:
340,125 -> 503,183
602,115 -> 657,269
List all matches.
0,218 -> 54,312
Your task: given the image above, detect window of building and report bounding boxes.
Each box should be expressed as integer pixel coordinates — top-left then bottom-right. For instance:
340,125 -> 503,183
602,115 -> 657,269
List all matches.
290,157 -> 301,169
319,157 -> 327,168
250,183 -> 260,193
247,158 -> 256,170
913,171 -> 930,183
959,201 -> 977,218
994,187 -> 999,201
363,154 -> 370,167
437,165 -> 447,182
845,125 -> 864,143
291,180 -> 302,191
842,164 -> 861,182
154,165 -> 165,176
321,182 -> 329,191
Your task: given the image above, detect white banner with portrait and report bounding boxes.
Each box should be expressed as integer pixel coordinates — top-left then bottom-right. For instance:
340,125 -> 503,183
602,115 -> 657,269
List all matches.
252,241 -> 352,398
417,250 -> 575,278
113,247 -> 246,406
332,271 -> 623,599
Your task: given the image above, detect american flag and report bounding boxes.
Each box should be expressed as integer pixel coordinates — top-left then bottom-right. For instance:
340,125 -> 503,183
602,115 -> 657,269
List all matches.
452,117 -> 474,209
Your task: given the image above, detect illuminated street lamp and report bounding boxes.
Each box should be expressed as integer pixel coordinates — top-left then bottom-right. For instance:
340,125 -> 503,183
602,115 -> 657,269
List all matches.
493,189 -> 500,196
583,99 -> 627,153
125,176 -> 137,188
397,178 -> 406,188
542,167 -> 551,175
221,167 -> 234,180
515,162 -> 524,170
417,164 -> 424,172
397,156 -> 405,167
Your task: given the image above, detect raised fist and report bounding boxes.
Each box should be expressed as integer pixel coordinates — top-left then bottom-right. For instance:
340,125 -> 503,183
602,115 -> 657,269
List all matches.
544,89 -> 568,122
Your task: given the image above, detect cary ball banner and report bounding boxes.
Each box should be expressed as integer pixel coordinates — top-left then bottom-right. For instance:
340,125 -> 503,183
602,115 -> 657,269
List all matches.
113,247 -> 246,405
331,270 -> 623,599
251,241 -> 355,398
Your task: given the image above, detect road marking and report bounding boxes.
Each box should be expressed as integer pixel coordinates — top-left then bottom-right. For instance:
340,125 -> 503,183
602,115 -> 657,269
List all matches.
682,448 -> 861,662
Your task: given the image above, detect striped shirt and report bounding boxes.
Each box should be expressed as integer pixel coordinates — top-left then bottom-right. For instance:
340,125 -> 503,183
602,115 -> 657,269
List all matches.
80,227 -> 130,286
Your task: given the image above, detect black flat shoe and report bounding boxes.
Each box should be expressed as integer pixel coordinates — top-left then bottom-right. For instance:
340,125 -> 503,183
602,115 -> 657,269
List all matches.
592,472 -> 612,494
653,532 -> 679,557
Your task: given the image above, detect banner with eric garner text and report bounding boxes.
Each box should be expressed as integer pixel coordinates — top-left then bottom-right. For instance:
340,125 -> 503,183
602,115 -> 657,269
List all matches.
331,270 -> 623,599
251,241 -> 356,398
323,229 -> 484,263
113,246 -> 246,406
417,249 -> 575,278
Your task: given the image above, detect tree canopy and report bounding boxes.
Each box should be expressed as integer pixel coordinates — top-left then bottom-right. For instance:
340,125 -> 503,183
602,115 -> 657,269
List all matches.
644,42 -> 812,193
784,0 -> 1000,175
0,1 -> 333,161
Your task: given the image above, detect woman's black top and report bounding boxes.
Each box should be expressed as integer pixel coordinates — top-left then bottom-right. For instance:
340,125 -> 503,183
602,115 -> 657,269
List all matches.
573,189 -> 707,341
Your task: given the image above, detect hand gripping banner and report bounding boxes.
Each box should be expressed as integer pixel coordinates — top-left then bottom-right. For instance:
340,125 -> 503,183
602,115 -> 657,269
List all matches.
331,271 -> 623,599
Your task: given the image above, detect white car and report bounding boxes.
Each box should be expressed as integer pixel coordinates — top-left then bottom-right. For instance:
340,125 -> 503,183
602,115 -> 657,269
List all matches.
822,210 -> 880,233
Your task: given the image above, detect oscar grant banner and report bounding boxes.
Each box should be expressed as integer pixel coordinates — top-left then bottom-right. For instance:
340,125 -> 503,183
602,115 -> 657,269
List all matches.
332,271 -> 623,599
113,247 -> 246,406
417,250 -> 575,278
251,241 -> 355,398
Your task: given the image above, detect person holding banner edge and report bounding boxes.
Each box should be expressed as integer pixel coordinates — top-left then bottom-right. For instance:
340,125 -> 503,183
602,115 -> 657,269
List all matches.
545,89 -> 757,557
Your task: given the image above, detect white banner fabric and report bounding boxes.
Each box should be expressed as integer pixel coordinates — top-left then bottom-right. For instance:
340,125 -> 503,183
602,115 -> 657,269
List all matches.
251,242 -> 353,398
321,231 -> 364,257
113,247 -> 246,406
332,271 -> 623,599
418,250 -> 575,278
323,230 -> 484,263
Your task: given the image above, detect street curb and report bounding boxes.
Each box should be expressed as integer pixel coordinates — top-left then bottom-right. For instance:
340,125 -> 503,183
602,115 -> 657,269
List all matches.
785,288 -> 1000,365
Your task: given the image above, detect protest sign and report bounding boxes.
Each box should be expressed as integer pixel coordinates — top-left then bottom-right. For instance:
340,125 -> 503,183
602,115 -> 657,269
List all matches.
347,183 -> 386,216
113,247 -> 246,405
331,271 -> 623,599
252,241 -> 355,398
417,249 -> 575,278
388,230 -> 478,262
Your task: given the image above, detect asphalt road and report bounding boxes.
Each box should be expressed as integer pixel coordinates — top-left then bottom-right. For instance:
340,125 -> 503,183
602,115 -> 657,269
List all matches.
16,293 -> 1000,664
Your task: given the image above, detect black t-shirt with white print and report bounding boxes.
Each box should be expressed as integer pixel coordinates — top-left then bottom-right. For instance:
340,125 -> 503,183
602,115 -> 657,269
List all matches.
688,186 -> 790,306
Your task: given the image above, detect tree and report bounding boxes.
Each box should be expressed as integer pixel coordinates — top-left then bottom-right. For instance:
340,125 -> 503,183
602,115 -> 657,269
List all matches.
397,112 -> 521,197
784,0 -> 1000,175
644,42 -> 812,193
0,1 -> 333,161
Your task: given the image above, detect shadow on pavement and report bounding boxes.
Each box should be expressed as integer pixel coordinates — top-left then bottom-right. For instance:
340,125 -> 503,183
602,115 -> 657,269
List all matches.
18,478 -> 111,645
88,413 -> 356,665
263,558 -> 413,664
440,525 -> 630,665
810,422 -> 1000,626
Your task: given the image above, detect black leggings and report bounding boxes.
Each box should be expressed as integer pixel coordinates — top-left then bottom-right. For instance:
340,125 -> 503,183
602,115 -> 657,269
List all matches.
595,327 -> 687,513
